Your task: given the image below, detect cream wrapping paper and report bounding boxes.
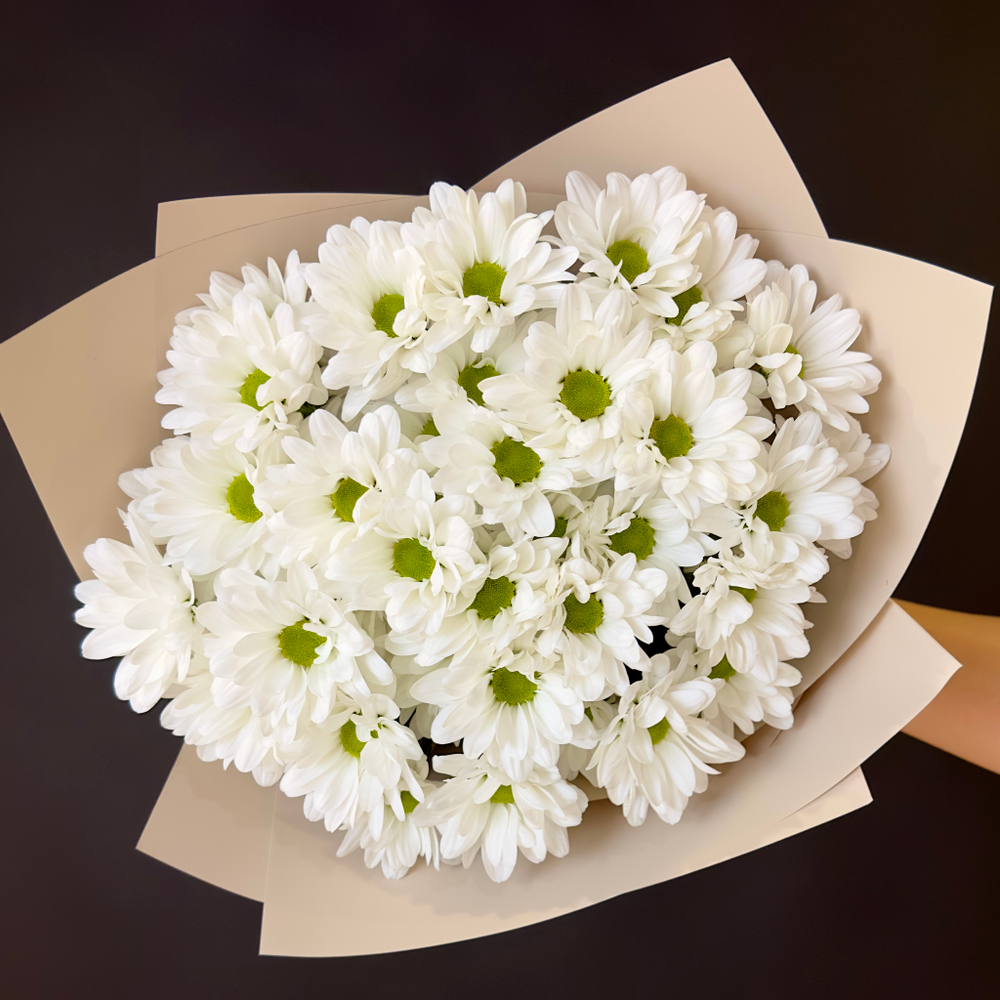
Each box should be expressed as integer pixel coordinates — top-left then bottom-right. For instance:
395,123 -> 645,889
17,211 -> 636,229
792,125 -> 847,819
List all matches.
0,59 -> 990,953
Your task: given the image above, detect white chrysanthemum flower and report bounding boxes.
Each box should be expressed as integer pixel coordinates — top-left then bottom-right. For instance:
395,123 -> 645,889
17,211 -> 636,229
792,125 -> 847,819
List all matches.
326,468 -> 487,634
561,492 -> 707,618
737,263 -> 881,429
131,437 -> 278,578
386,535 -> 564,666
159,670 -> 284,786
557,697 -> 618,781
820,416 -> 889,558
195,253 -> 311,318
615,340 -> 772,517
589,656 -> 744,825
738,413 -> 860,565
413,754 -> 587,883
537,554 -> 668,701
695,646 -> 801,737
482,286 -> 654,482
336,777 -> 440,879
411,648 -> 583,781
279,696 -> 426,838
554,168 -> 704,321
196,563 -> 392,749
74,510 -> 202,712
390,652 -> 441,740
156,252 -> 326,452
394,315 -> 530,424
306,219 -> 436,418
405,180 -> 577,354
424,400 -> 574,536
260,406 -> 422,567
658,206 -> 767,341
669,567 -> 813,680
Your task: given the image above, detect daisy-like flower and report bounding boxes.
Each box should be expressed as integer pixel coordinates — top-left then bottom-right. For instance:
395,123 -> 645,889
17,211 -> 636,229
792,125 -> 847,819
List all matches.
820,416 -> 889,558
538,554 -> 668,701
737,413 -> 860,566
668,566 -> 813,680
558,696 -> 618,781
413,754 -> 587,883
260,405 -> 423,568
695,645 -> 802,737
386,534 -> 564,666
159,670 -> 284,787
411,648 -> 583,781
336,776 -> 441,879
658,206 -> 767,342
157,252 -> 327,452
326,469 -> 488,634
279,696 -> 426,838
200,253 -> 311,318
74,510 -> 202,712
615,340 -> 772,518
130,437 -> 278,579
307,218 -> 436,418
482,286 -> 655,482
404,180 -> 577,354
394,316 -> 530,422
589,654 -> 744,826
736,263 -> 881,429
195,562 -> 392,749
424,399 -> 574,537
560,492 -> 708,618
554,168 -> 704,321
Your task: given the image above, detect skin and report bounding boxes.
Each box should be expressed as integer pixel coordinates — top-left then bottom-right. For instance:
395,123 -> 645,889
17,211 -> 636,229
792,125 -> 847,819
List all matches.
898,601 -> 1000,774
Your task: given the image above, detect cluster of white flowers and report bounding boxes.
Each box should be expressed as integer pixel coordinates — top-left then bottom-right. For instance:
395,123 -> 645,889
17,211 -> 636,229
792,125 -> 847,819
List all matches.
75,170 -> 886,883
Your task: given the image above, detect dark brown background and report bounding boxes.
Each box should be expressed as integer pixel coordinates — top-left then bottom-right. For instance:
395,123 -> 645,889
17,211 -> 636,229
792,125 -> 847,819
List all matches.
2,1 -> 998,996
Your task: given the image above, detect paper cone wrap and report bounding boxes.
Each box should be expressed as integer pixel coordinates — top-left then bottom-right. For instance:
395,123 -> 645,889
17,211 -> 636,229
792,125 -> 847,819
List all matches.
0,60 -> 991,955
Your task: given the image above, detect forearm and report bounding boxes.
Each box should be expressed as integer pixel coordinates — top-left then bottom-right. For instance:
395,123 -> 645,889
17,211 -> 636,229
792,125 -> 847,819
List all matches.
897,601 -> 1000,774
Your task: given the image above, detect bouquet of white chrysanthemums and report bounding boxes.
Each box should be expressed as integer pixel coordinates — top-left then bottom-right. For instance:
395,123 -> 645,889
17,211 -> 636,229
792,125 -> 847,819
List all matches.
74,169 -> 886,883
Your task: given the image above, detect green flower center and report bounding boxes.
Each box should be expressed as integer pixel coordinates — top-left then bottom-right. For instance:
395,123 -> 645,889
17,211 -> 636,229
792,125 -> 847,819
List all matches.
559,369 -> 611,421
490,783 -> 515,804
462,261 -> 506,304
606,239 -> 649,284
667,285 -> 703,326
469,576 -> 516,620
278,618 -> 325,667
491,666 -> 538,706
226,473 -> 263,523
563,593 -> 604,634
650,414 -> 694,461
340,718 -> 366,758
549,515 -> 568,539
297,400 -> 323,418
239,368 -> 271,410
491,436 -> 542,484
709,655 -> 737,681
421,416 -> 439,437
731,585 -> 757,603
755,490 -> 790,531
457,362 -> 500,406
392,537 -> 436,581
400,790 -> 420,814
330,477 -> 368,523
370,292 -> 405,338
647,717 -> 671,745
608,516 -> 655,561
784,344 -> 800,356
